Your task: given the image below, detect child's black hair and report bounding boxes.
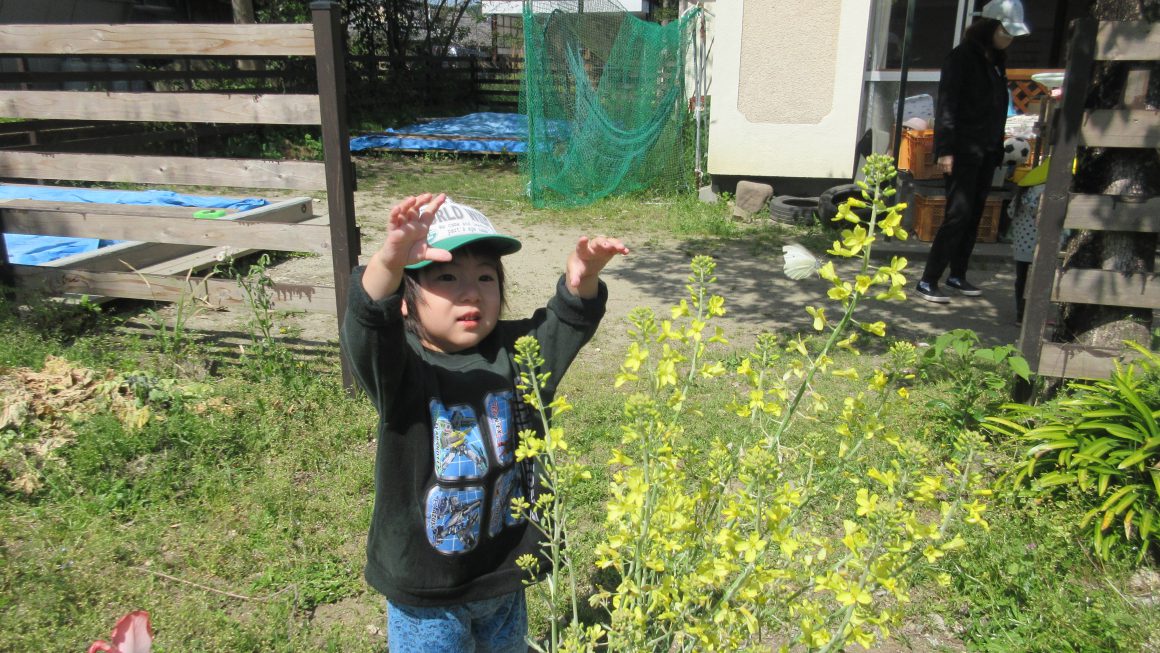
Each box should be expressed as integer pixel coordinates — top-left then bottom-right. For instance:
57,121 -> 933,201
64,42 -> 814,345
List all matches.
401,241 -> 508,339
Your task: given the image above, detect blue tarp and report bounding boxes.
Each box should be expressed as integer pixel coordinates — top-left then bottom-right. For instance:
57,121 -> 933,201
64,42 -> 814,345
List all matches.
2,186 -> 268,265
350,112 -> 528,154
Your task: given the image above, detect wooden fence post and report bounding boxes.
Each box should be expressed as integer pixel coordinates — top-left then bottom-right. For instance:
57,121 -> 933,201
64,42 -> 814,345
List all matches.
312,0 -> 360,391
1016,18 -> 1096,376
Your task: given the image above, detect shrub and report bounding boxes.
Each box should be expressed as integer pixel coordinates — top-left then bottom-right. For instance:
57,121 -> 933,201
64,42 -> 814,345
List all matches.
989,342 -> 1160,563
514,155 -> 992,652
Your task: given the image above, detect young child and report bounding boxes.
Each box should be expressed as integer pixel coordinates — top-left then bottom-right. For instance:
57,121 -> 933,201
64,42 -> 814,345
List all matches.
1009,158 -> 1049,326
340,193 -> 628,652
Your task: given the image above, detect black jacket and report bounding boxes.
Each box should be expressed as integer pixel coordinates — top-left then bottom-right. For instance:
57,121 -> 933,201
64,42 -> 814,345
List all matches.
934,39 -> 1008,166
341,269 -> 607,607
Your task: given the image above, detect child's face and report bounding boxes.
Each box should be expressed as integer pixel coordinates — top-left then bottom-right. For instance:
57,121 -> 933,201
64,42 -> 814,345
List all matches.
405,252 -> 502,353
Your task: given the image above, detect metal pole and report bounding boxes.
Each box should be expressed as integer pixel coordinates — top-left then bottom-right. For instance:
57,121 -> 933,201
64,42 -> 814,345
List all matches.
891,0 -> 916,163
693,5 -> 703,187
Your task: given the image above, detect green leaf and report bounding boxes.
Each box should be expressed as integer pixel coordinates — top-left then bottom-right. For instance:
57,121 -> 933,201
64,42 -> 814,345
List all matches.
973,349 -> 998,363
1107,489 -> 1139,517
1117,446 -> 1158,469
1028,439 -> 1078,456
1114,375 -> 1159,438
1020,424 -> 1072,440
983,416 -> 1028,437
1007,355 -> 1032,381
1035,472 -> 1078,488
1081,408 -> 1133,419
1098,484 -> 1136,510
1097,423 -> 1147,443
1076,437 -> 1115,459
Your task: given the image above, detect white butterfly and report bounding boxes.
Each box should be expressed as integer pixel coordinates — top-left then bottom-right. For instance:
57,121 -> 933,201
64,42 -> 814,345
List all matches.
782,243 -> 821,280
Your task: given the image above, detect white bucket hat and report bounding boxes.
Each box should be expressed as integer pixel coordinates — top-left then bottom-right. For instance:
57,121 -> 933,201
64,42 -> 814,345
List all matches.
981,0 -> 1030,37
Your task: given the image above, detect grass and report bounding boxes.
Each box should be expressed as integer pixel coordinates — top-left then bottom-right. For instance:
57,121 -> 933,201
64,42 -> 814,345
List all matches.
2,156 -> 1158,652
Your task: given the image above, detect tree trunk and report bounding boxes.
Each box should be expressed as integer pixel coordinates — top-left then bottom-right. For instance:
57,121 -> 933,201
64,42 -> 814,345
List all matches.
231,0 -> 260,72
1059,0 -> 1159,349
231,0 -> 255,23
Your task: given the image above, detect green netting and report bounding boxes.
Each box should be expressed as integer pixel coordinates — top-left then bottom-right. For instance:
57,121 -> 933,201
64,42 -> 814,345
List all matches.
520,1 -> 699,208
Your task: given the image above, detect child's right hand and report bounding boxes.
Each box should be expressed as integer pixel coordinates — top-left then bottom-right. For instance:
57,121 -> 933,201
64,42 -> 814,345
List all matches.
362,193 -> 452,301
376,193 -> 453,270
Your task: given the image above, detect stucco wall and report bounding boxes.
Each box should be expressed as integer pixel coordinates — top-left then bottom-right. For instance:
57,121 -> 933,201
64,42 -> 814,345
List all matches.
707,0 -> 873,179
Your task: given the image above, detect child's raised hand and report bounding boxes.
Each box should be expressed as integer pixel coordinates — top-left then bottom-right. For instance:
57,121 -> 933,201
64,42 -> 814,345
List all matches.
567,235 -> 629,297
379,193 -> 453,270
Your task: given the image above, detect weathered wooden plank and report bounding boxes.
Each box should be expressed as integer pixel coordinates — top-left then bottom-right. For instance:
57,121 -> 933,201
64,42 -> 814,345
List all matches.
1080,109 -> 1160,148
39,199 -> 318,273
1,209 -> 331,254
0,199 -> 238,219
42,241 -> 195,273
0,152 -> 327,190
139,216 -> 328,277
3,197 -> 327,252
0,24 -> 316,57
1065,194 -> 1160,232
11,266 -> 336,314
1036,342 -> 1140,380
9,196 -> 311,224
1051,268 -> 1160,309
0,91 -> 322,125
1095,21 -> 1160,61
1019,19 -> 1096,377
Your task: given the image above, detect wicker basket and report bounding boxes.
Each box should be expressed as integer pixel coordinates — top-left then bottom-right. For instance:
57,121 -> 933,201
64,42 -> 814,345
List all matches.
897,129 -> 939,179
912,193 -> 1003,243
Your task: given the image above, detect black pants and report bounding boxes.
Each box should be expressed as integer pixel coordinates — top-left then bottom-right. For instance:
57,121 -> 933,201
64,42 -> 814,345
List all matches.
1014,260 -> 1030,321
921,157 -> 996,283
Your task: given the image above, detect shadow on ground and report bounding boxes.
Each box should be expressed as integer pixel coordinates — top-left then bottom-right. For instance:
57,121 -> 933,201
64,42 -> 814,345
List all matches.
602,236 -> 1020,348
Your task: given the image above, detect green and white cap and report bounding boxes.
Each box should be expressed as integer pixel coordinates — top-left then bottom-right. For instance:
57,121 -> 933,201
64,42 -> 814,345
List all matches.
406,198 -> 522,270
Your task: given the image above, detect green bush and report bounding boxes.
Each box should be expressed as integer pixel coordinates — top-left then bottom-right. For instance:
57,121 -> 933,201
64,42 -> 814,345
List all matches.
917,329 -> 1030,432
989,343 -> 1160,563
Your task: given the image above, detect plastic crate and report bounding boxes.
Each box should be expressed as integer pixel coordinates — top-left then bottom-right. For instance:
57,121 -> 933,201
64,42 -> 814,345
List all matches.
912,193 -> 1003,243
897,129 -> 939,179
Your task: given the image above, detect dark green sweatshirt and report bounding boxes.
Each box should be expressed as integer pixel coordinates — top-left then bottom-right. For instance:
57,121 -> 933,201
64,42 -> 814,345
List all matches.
341,267 -> 606,607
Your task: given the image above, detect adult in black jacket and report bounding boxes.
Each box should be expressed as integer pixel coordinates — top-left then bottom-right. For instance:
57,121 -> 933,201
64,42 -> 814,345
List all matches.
916,3 -> 1027,303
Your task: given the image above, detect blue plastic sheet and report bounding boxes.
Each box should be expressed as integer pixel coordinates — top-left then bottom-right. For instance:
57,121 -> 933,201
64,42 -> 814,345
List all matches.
350,112 -> 528,154
2,186 -> 268,265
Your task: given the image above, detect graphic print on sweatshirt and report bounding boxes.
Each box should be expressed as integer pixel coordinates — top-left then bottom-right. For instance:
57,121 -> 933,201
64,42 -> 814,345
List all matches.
483,391 -> 515,466
488,465 -> 526,538
431,400 -> 489,481
425,485 -> 484,554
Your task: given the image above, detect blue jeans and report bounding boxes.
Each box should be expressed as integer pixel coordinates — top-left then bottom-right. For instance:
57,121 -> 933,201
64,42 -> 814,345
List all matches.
387,590 -> 527,653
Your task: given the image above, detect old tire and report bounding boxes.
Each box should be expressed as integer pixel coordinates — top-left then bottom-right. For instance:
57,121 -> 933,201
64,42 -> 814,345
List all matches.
769,195 -> 820,225
818,183 -> 872,225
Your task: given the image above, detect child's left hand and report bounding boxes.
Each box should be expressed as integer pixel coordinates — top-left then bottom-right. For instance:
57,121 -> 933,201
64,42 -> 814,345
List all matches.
567,236 -> 629,297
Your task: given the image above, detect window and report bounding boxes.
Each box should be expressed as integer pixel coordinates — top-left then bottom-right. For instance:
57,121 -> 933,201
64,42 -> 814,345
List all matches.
873,0 -> 1088,72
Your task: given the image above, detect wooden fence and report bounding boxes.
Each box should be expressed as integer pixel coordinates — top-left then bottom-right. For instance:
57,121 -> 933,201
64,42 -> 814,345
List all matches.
347,55 -> 522,114
0,51 -> 524,118
0,2 -> 360,385
1018,19 -> 1160,380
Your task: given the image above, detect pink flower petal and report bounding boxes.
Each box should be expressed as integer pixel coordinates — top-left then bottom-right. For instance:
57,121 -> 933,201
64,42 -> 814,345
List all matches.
89,611 -> 153,653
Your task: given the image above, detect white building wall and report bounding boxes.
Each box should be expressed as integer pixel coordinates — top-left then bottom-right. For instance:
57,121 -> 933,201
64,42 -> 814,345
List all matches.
707,0 -> 873,179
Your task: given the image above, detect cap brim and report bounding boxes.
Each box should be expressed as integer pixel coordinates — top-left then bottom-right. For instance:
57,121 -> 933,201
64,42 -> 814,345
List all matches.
1018,157 -> 1050,186
405,234 -> 522,270
1005,21 -> 1030,36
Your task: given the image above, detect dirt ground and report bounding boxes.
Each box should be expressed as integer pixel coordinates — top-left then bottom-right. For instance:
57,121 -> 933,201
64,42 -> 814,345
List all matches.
142,189 -> 1024,359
